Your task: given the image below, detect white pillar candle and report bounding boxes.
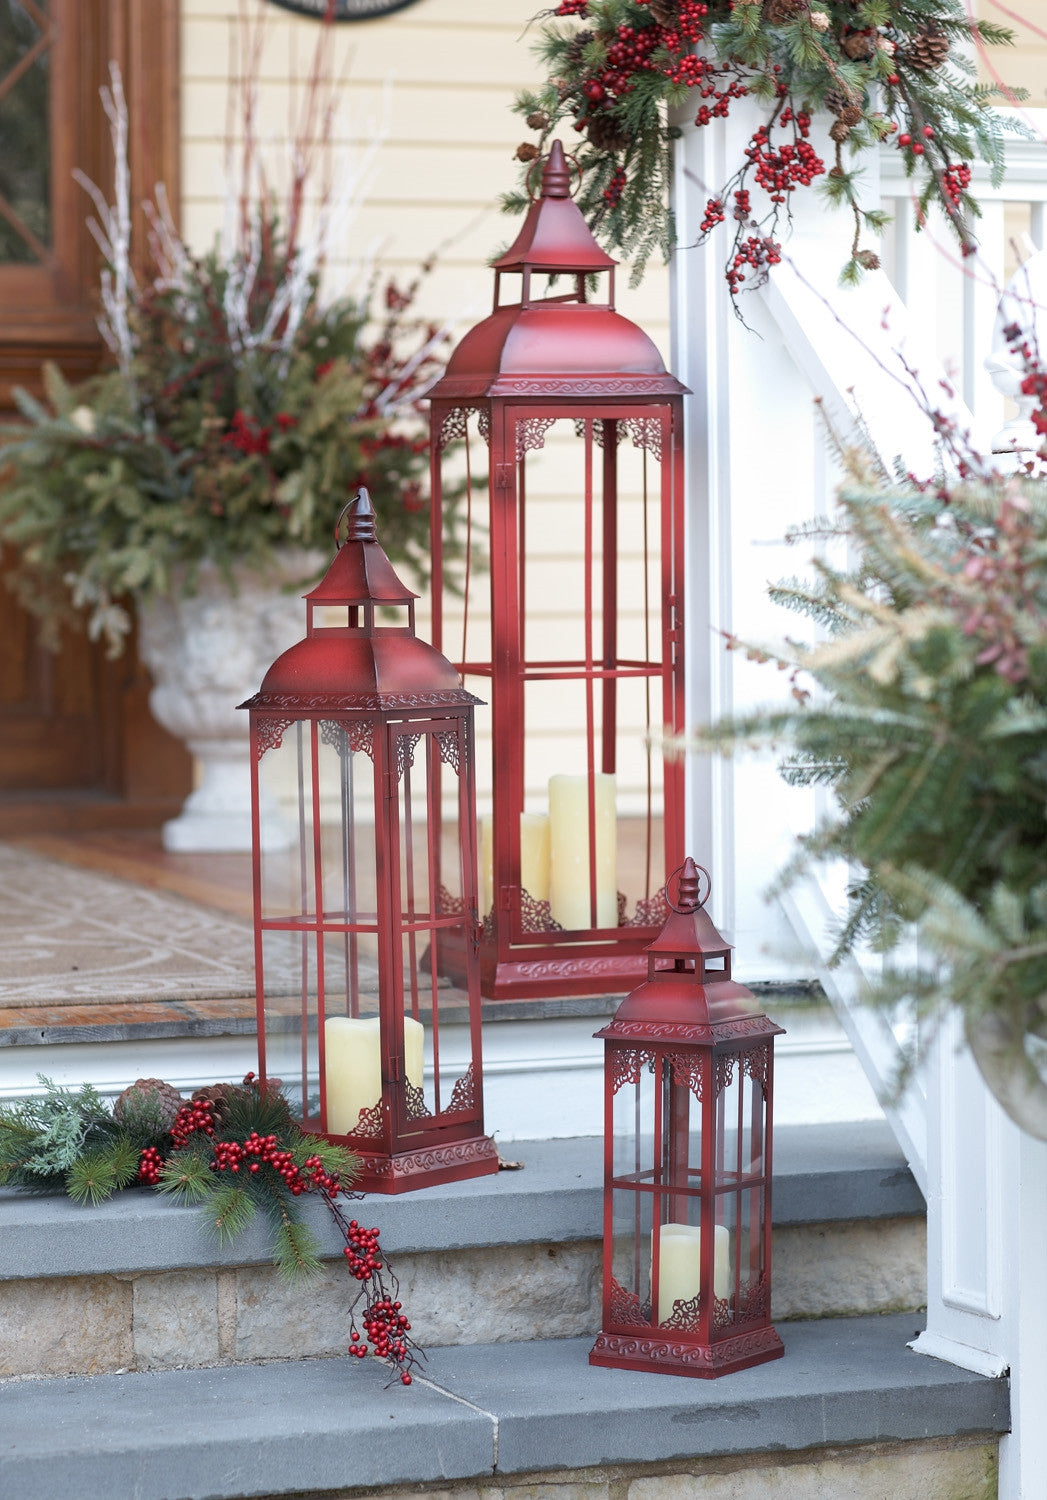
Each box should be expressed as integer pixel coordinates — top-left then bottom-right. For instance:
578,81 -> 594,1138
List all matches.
480,812 -> 551,911
324,1015 -> 426,1134
655,1221 -> 731,1324
324,1016 -> 381,1135
548,772 -> 617,930
404,1016 -> 424,1094
519,812 -> 550,902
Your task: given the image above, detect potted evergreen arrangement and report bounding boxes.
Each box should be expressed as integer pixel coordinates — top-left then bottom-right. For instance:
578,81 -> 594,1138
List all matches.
693,333 -> 1047,1136
0,64 -> 462,849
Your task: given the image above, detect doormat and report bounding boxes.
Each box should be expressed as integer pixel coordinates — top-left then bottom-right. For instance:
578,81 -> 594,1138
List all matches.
0,843 -> 256,1007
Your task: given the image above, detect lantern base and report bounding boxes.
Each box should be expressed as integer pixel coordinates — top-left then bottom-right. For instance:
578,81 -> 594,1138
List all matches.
589,1324 -> 784,1379
317,1131 -> 500,1194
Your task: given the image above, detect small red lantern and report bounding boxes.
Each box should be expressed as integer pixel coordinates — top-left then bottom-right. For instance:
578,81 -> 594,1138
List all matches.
241,489 -> 498,1192
427,141 -> 688,1000
590,858 -> 785,1377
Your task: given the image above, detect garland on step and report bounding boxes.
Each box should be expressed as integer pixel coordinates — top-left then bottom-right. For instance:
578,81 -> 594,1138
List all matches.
0,1074 -> 420,1385
508,0 -> 1021,298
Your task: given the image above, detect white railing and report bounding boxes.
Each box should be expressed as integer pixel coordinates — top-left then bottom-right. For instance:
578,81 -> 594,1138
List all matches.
879,107 -> 1047,440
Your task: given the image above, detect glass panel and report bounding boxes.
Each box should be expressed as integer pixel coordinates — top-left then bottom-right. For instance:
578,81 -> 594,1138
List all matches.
0,1 -> 52,263
258,925 -> 316,1125
508,413 -> 672,941
390,718 -> 476,1128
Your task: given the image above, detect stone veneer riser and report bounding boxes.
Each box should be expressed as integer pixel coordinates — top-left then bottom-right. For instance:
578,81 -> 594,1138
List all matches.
0,1126 -> 925,1379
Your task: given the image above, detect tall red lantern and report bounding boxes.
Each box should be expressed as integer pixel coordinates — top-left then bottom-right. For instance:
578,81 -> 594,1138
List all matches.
241,489 -> 498,1192
590,858 -> 785,1377
427,141 -> 688,1000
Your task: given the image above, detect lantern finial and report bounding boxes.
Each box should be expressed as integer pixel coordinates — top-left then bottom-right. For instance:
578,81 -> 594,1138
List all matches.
673,858 -> 710,914
340,486 -> 378,545
541,140 -> 572,200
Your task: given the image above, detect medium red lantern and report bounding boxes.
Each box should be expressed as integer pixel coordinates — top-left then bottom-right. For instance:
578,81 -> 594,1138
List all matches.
241,488 -> 498,1192
427,141 -> 688,1000
590,858 -> 785,1377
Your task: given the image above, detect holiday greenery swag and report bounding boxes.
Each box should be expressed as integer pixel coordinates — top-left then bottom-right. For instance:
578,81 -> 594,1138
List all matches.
0,63 -> 463,658
509,0 -> 1021,296
0,1073 -> 420,1383
691,340 -> 1047,1137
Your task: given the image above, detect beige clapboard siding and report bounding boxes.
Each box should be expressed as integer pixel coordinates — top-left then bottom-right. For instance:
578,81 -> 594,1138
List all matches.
180,0 -> 672,810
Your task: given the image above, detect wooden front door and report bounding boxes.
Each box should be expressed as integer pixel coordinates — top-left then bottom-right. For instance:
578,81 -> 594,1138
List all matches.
0,0 -> 190,825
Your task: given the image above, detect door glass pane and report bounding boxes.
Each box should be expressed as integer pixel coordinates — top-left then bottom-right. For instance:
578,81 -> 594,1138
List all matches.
0,0 -> 52,264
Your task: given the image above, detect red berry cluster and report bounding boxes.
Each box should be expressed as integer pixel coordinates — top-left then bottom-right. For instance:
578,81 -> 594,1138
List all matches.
555,0 -> 589,13
170,1099 -> 216,1148
957,494 -> 1040,684
223,408 -> 271,457
137,1145 -> 165,1185
689,54 -> 748,126
701,197 -> 725,233
726,235 -> 782,295
746,116 -> 824,205
603,167 -> 627,206
342,1220 -> 384,1280
942,162 -> 972,211
208,1131 -> 340,1196
360,1297 -> 413,1380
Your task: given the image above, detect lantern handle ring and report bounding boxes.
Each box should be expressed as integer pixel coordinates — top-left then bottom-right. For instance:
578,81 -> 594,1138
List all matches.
525,150 -> 583,201
664,861 -> 712,913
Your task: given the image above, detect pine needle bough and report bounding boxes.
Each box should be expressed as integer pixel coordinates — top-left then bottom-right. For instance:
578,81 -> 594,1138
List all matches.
0,1074 -> 422,1383
509,0 -> 1020,297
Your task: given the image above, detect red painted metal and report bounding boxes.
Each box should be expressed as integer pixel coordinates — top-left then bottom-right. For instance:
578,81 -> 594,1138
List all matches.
241,488 -> 498,1192
428,141 -> 690,1000
590,859 -> 785,1377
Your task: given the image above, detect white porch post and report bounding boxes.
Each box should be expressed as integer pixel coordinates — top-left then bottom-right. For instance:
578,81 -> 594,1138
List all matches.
916,1014 -> 1047,1498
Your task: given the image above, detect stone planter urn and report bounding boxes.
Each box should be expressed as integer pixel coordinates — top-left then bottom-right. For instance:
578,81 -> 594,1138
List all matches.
137,555 -> 319,852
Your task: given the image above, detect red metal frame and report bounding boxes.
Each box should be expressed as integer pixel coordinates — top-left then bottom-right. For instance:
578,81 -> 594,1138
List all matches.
428,142 -> 690,1000
242,489 -> 498,1192
590,860 -> 785,1377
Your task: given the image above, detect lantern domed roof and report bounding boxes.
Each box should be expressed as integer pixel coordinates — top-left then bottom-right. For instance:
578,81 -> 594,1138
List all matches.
428,142 -> 687,402
597,860 -> 783,1040
241,489 -> 480,713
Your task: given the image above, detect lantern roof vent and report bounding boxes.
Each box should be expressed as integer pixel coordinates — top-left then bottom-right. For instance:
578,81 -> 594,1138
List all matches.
597,859 -> 785,1040
303,487 -> 418,611
240,489 -> 479,712
492,141 -> 617,276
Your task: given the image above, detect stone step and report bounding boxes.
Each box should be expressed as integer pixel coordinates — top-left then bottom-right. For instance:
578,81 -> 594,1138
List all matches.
0,1123 -> 925,1379
0,1315 -> 1006,1500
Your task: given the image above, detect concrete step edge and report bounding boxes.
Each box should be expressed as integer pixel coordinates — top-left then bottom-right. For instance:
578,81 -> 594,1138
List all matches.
0,1315 -> 1007,1500
0,1121 -> 923,1283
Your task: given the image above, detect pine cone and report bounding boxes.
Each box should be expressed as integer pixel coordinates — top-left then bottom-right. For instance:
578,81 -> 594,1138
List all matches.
113,1078 -> 184,1132
586,112 -> 632,153
829,119 -> 852,143
526,110 -> 551,131
824,88 -> 849,116
900,22 -> 950,70
839,104 -> 863,127
566,30 -> 593,68
649,0 -> 678,23
856,249 -> 881,270
516,142 -> 541,163
840,29 -> 876,60
764,0 -> 806,23
192,1081 -> 250,1124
